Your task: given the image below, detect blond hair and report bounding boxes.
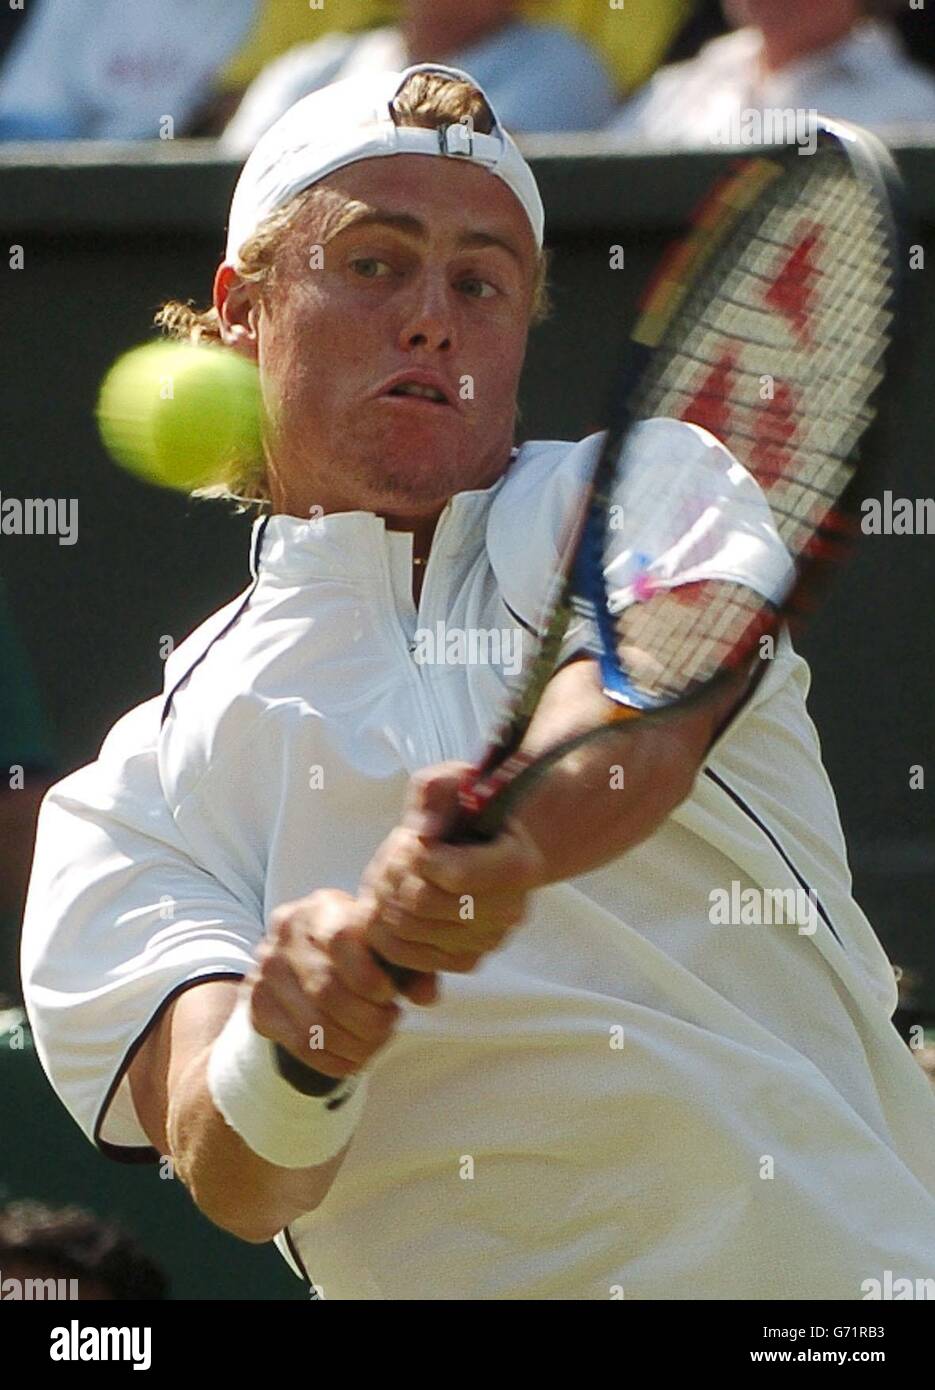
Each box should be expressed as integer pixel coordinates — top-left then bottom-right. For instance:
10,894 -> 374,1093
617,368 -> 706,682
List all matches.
156,73 -> 550,508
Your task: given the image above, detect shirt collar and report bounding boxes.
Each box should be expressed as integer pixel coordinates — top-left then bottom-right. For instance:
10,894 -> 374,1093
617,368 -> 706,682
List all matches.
249,459 -> 515,586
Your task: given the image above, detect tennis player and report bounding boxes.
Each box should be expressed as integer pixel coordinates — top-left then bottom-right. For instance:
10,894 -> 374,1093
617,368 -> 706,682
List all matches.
22,65 -> 935,1300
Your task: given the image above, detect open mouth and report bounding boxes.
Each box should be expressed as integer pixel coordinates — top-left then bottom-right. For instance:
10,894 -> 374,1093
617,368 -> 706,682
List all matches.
385,383 -> 450,404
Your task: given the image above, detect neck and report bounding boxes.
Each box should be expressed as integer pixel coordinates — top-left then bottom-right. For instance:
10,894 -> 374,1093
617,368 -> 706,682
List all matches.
758,15 -> 858,74
383,510 -> 439,561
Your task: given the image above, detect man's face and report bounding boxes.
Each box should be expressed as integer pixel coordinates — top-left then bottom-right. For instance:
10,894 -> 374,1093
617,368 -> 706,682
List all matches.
406,0 -> 516,30
232,154 -> 538,520
724,0 -> 858,31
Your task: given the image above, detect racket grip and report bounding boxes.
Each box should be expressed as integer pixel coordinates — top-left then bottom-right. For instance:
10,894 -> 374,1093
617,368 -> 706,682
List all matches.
372,949 -> 419,992
272,952 -> 415,1100
276,817 -> 492,1092
366,775 -> 503,995
273,1042 -> 348,1098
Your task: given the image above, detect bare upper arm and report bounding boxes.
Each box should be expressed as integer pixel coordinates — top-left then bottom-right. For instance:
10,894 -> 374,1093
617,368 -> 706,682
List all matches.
128,978 -> 242,1156
127,976 -> 350,1236
530,647 -> 750,773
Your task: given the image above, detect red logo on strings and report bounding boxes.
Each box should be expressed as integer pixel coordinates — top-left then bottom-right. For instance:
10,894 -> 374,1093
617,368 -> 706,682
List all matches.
764,224 -> 820,347
678,347 -> 737,439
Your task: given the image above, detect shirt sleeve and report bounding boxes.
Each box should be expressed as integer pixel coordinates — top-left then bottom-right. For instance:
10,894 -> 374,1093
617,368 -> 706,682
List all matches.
486,418 -> 794,667
20,697 -> 263,1158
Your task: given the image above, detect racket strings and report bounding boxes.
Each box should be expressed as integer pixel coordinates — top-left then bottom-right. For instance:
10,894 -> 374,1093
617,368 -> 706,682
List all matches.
610,147 -> 896,703
614,581 -> 768,699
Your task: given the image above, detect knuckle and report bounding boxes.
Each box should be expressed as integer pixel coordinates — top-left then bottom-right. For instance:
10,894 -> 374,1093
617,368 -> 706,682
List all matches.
396,877 -> 427,914
251,964 -> 278,1003
328,920 -> 354,953
500,902 -> 526,929
313,973 -> 341,1015
379,939 -> 428,972
431,859 -> 466,894
268,905 -> 295,943
361,1015 -> 394,1049
410,879 -> 439,914
387,826 -> 413,857
248,981 -> 281,1035
409,766 -> 435,796
381,1003 -> 401,1035
356,955 -> 394,999
448,952 -> 483,974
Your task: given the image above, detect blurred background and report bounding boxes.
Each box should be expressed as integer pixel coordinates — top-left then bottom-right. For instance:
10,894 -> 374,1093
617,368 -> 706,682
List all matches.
1,0 -> 934,1300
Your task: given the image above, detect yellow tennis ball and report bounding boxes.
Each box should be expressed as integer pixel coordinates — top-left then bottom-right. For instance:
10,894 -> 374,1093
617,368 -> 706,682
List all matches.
95,340 -> 263,492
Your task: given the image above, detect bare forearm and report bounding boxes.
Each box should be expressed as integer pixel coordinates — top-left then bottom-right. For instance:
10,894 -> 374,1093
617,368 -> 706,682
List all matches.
165,1045 -> 343,1242
515,725 -> 697,884
512,658 -> 736,884
130,983 -> 345,1244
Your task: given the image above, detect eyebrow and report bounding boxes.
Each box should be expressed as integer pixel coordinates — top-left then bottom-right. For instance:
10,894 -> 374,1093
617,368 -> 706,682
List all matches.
335,208 -> 526,267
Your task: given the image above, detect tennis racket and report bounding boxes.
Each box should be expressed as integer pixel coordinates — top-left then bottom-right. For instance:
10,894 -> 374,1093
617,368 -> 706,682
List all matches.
279,118 -> 905,1087
381,117 -> 904,979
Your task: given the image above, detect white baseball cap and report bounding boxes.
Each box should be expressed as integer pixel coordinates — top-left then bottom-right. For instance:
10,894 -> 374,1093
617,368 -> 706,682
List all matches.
224,63 -> 545,269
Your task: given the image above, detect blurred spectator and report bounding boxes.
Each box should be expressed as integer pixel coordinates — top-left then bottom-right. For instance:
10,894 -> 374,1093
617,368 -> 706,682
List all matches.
191,0 -> 396,136
657,0 -> 729,68
522,0 -> 694,97
0,1201 -> 168,1299
608,0 -> 935,147
216,0 -> 397,93
221,0 -> 617,153
200,0 -> 698,137
0,581 -> 56,1006
896,5 -> 935,80
0,0 -> 258,141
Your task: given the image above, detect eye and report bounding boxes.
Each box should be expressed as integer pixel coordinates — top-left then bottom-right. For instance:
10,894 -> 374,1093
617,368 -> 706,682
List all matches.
350,258 -> 392,279
458,276 -> 497,300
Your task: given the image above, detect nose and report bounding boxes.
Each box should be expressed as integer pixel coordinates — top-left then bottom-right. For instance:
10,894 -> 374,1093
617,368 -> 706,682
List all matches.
398,273 -> 455,354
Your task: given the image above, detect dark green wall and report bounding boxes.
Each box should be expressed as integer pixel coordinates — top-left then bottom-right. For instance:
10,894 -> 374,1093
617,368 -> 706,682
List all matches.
0,1028 -> 304,1299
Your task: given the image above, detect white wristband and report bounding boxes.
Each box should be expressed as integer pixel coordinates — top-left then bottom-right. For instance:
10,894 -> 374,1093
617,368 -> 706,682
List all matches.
206,995 -> 368,1169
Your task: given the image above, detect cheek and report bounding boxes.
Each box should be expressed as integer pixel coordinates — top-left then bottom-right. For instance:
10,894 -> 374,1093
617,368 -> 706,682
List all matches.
260,303 -> 343,414
472,326 -> 528,414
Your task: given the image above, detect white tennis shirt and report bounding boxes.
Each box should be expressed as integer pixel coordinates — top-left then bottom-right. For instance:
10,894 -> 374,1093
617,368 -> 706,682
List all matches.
21,421 -> 935,1299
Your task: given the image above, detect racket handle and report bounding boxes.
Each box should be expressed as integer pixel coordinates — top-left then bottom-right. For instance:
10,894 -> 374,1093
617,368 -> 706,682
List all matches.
369,769 -> 502,993
272,802 -> 500,1096
372,949 -> 419,992
272,951 -> 414,1100
273,1042 -> 348,1098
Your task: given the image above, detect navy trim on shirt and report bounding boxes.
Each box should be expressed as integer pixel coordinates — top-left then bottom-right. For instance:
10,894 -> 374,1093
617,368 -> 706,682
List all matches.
283,1228 -> 316,1293
702,766 -> 844,949
160,516 -> 269,729
93,971 -> 246,1164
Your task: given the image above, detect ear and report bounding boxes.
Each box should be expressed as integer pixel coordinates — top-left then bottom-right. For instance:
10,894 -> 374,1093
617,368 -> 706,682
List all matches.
214,263 -> 259,362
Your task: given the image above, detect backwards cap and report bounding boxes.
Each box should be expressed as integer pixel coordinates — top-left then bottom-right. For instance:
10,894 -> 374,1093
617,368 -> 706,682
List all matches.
224,63 -> 545,268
